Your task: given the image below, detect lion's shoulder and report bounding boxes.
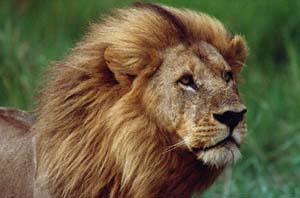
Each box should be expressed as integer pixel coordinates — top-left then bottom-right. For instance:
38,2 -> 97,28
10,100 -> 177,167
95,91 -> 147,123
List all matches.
0,107 -> 34,139
0,107 -> 35,197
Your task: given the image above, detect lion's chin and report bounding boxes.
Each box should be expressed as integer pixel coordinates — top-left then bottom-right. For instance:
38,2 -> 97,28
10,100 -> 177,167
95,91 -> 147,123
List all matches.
194,142 -> 241,167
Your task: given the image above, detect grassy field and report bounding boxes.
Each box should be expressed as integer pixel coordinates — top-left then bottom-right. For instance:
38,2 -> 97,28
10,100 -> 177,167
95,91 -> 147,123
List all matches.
1,0 -> 300,197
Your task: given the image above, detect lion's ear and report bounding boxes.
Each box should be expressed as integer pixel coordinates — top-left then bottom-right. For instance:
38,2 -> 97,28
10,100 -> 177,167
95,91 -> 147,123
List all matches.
104,46 -> 147,85
226,35 -> 248,74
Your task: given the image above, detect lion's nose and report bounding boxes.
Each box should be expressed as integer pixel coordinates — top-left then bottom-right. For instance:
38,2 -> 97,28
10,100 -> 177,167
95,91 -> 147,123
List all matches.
213,109 -> 247,131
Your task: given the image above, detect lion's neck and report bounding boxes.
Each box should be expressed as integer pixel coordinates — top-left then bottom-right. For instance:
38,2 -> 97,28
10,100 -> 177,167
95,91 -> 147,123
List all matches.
94,111 -> 223,198
95,148 -> 223,198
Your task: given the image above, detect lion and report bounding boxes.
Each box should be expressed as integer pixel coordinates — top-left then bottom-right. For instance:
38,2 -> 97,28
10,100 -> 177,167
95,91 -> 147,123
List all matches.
0,2 -> 248,197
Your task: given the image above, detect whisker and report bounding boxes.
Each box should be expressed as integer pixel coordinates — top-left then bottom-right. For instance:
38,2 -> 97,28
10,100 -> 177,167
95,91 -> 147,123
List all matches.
178,127 -> 221,134
163,139 -> 186,154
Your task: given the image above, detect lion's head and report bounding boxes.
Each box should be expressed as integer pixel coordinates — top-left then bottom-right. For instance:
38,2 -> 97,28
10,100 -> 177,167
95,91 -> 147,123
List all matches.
35,2 -> 248,197
143,40 -> 247,167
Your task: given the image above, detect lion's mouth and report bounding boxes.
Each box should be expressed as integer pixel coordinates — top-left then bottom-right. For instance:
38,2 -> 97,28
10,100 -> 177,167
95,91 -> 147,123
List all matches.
191,135 -> 239,153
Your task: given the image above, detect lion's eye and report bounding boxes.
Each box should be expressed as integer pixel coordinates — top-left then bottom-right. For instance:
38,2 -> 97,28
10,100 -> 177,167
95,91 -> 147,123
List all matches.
178,74 -> 196,88
223,71 -> 233,83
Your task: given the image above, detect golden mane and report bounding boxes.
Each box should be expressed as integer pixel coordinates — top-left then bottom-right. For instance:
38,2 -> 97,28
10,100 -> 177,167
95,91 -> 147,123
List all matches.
34,2 -> 247,197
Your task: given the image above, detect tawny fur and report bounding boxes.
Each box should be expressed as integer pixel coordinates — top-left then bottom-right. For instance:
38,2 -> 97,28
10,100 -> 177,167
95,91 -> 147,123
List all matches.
0,108 -> 34,197
31,2 -> 248,198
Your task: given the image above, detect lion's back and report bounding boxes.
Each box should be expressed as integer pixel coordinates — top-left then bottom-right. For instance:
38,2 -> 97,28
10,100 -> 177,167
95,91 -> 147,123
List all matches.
0,107 -> 35,198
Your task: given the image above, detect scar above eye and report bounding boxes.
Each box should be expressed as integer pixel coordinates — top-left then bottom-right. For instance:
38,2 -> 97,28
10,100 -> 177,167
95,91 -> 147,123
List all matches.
195,42 -> 229,70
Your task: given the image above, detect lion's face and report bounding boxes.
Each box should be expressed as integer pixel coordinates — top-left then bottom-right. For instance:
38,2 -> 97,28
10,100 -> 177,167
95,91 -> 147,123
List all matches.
144,41 -> 247,167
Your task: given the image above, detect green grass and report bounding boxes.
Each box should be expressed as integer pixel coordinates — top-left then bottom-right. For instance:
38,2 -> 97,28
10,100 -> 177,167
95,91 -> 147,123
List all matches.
1,0 -> 300,197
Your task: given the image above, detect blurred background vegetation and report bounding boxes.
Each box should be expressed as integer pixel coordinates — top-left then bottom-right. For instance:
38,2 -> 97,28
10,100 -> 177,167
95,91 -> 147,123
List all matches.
0,0 -> 299,197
